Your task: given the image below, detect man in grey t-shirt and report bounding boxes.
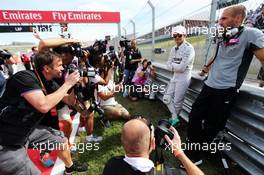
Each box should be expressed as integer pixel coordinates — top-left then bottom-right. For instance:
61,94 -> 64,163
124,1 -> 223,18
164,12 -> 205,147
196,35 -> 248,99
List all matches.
185,4 -> 264,165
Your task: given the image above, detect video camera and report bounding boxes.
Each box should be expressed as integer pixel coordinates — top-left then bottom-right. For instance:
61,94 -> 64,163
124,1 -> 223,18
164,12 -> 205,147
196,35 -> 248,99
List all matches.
0,49 -> 12,61
119,38 -> 131,50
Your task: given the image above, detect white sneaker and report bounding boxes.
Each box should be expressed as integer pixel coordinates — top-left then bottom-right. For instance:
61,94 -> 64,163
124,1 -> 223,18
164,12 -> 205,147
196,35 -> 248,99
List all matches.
86,135 -> 103,142
78,127 -> 86,133
70,144 -> 78,152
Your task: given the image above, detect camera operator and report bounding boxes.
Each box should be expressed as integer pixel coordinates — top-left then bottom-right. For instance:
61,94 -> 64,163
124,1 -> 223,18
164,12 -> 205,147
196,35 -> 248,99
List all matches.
97,59 -> 130,128
186,4 -> 264,165
103,118 -> 204,175
0,49 -> 16,97
123,39 -> 143,97
130,58 -> 155,101
0,51 -> 89,174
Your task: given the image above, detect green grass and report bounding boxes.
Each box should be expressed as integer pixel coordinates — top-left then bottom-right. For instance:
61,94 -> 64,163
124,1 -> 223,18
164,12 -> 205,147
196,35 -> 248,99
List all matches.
74,93 -> 246,175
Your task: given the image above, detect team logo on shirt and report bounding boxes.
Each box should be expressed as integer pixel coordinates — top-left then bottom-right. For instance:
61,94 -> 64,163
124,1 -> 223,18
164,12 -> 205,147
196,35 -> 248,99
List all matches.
173,57 -> 182,64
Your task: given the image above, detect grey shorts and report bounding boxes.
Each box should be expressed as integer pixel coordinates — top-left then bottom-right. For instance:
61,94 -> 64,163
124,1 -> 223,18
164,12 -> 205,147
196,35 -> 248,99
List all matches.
102,104 -> 130,119
0,125 -> 65,175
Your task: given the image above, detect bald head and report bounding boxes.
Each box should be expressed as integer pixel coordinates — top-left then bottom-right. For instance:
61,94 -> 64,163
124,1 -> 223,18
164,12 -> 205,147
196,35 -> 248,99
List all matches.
219,4 -> 247,28
225,4 -> 247,22
131,39 -> 137,49
121,119 -> 151,156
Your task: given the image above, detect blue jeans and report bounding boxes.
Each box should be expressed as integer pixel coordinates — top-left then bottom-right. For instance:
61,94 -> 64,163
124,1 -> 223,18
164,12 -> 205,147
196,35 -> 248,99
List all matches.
124,69 -> 135,85
0,73 -> 6,97
123,69 -> 135,97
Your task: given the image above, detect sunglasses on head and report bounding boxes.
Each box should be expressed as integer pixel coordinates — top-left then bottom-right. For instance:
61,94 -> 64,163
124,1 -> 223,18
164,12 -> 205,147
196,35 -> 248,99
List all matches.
173,34 -> 183,38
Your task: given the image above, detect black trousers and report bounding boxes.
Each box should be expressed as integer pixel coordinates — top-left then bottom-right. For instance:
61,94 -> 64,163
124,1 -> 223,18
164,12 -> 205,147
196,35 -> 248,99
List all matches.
187,84 -> 238,147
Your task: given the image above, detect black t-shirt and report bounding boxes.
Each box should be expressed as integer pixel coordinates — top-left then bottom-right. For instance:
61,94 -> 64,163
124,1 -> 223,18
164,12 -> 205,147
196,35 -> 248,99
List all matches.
39,73 -> 60,129
0,70 -> 60,129
0,70 -> 42,107
103,156 -> 153,175
125,48 -> 142,71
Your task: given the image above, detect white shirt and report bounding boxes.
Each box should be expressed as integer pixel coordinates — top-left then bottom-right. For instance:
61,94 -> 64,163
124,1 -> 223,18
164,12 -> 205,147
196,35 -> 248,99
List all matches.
98,80 -> 118,106
167,41 -> 195,82
124,155 -> 154,173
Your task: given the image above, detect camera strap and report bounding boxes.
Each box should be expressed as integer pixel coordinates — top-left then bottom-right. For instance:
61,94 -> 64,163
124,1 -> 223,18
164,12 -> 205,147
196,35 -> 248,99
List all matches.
154,148 -> 164,166
32,64 -> 48,95
33,66 -> 59,116
204,41 -> 220,68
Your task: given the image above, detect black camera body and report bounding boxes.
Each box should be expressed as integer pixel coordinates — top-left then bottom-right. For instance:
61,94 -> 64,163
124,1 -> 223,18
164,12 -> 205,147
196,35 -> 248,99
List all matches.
53,43 -> 84,58
147,61 -> 152,66
142,61 -> 152,72
155,119 -> 174,149
120,39 -> 131,50
68,63 -> 96,78
0,50 -> 12,61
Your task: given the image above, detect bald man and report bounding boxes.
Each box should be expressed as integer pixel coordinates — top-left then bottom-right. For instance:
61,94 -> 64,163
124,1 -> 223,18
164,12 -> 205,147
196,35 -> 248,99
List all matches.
187,4 -> 264,165
103,119 -> 204,175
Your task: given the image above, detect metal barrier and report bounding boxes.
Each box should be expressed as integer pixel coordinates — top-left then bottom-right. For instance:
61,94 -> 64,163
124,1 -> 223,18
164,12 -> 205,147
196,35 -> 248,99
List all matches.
153,62 -> 264,175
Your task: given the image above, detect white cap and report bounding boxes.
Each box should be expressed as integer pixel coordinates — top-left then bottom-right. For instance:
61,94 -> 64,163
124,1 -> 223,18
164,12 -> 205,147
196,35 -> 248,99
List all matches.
171,25 -> 186,36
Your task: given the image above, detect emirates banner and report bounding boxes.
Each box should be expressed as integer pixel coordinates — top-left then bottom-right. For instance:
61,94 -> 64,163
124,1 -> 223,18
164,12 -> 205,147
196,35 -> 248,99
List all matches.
0,10 -> 120,23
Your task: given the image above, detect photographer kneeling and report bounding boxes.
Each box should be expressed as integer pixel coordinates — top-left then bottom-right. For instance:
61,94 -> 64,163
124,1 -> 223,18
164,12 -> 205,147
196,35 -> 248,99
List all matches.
0,51 -> 88,174
97,60 -> 130,127
103,118 -> 204,175
130,58 -> 154,101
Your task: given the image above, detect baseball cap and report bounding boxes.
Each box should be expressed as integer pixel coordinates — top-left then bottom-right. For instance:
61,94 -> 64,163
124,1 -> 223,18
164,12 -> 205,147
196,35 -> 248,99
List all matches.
171,25 -> 187,36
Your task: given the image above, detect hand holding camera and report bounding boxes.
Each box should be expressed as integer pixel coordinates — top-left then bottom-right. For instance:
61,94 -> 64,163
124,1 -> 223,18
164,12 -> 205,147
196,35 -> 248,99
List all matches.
64,71 -> 81,88
164,126 -> 183,157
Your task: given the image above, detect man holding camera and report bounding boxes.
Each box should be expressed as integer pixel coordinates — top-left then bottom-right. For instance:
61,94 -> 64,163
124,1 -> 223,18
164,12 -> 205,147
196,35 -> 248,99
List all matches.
0,51 -> 88,174
123,39 -> 143,97
163,25 -> 195,127
103,118 -> 204,175
187,4 -> 264,165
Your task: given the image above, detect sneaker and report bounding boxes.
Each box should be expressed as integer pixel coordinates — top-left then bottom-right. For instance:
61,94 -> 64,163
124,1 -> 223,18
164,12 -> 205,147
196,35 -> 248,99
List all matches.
86,134 -> 103,142
64,162 -> 88,175
100,117 -> 111,128
123,89 -> 129,98
70,144 -> 77,152
40,152 -> 54,168
169,117 -> 180,127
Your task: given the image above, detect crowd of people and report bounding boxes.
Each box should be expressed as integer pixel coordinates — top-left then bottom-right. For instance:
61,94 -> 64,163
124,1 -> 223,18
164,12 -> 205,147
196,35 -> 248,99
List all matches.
0,3 -> 263,175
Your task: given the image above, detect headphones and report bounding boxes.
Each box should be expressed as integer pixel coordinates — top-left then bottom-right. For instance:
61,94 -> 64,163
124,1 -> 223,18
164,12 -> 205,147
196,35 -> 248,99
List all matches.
221,26 -> 244,43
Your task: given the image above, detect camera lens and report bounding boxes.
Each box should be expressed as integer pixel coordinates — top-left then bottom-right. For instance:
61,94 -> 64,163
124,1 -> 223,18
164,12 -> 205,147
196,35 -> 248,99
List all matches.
154,119 -> 174,149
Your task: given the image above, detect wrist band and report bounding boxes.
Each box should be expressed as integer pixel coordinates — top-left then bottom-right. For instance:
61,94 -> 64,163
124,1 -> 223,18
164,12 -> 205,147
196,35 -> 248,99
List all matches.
174,150 -> 183,157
